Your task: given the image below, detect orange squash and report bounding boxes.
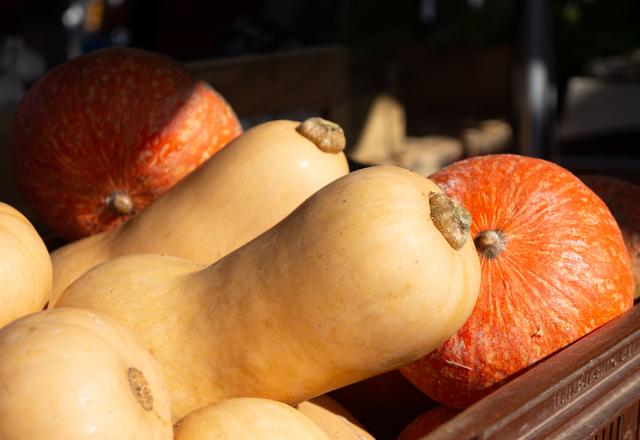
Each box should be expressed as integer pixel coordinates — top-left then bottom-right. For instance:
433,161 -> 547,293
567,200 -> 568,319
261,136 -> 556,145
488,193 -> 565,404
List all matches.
397,406 -> 459,440
401,154 -> 634,408
11,47 -> 242,240
580,174 -> 640,298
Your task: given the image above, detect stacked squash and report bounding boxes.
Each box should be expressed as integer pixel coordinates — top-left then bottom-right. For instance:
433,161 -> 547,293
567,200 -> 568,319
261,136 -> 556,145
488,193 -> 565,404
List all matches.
48,117 -> 350,304
55,164 -> 481,421
1,117 -> 483,438
1,47 -> 634,439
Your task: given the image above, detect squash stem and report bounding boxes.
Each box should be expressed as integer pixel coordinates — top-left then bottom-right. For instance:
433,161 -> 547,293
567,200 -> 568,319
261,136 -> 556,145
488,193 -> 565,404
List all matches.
474,230 -> 506,259
296,117 -> 346,153
429,192 -> 472,250
106,192 -> 134,215
127,367 -> 154,411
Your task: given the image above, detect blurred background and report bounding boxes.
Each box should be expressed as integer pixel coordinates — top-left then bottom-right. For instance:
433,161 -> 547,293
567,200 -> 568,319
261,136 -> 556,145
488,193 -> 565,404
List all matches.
2,0 -> 640,194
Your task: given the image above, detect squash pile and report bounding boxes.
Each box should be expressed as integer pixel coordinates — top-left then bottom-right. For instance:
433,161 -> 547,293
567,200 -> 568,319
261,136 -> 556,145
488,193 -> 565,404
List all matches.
49,117 -> 350,304
1,48 -> 634,440
56,164 -> 481,421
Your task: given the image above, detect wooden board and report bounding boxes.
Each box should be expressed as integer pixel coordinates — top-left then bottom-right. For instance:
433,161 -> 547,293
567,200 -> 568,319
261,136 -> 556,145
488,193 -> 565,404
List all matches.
183,46 -> 349,120
423,302 -> 640,440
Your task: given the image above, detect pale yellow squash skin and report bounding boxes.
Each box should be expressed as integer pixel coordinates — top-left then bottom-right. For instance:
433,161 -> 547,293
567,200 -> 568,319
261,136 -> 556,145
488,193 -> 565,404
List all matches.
57,166 -> 481,421
297,395 -> 375,440
173,397 -> 329,440
0,307 -> 172,439
50,119 -> 349,304
0,202 -> 51,327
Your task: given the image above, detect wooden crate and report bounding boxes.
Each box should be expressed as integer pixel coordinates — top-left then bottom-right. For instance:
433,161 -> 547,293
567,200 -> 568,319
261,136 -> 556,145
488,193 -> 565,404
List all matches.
183,46 -> 349,125
421,301 -> 640,440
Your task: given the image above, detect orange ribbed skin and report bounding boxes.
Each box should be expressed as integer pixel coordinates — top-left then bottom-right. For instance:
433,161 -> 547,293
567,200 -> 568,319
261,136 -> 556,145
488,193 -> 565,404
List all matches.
401,154 -> 634,408
11,47 -> 241,240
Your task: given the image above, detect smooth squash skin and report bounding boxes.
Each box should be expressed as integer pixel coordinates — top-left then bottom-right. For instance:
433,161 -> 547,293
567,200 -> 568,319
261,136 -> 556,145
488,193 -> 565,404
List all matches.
173,398 -> 329,440
0,308 -> 172,440
57,165 -> 481,421
50,118 -> 349,304
0,203 -> 51,327
296,395 -> 375,440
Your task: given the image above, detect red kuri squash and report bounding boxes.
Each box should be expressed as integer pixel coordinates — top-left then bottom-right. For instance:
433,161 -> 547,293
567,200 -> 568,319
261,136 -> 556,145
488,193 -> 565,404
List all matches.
11,47 -> 241,240
580,175 -> 640,298
400,154 -> 634,408
397,406 -> 459,440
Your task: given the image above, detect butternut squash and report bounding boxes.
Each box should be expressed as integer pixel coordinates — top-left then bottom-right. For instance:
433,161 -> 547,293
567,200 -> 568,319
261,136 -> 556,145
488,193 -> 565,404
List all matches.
0,202 -> 51,328
57,165 -> 481,421
297,395 -> 375,440
173,397 -> 329,440
0,307 -> 172,439
50,117 -> 349,304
